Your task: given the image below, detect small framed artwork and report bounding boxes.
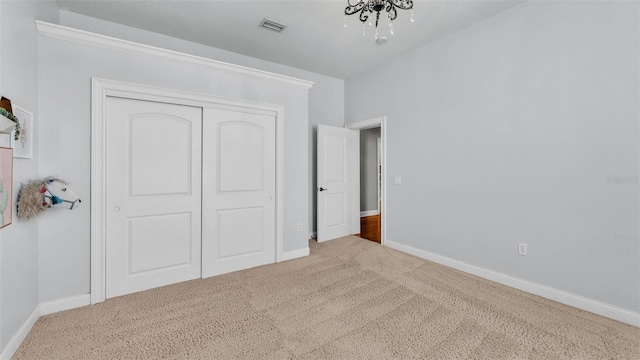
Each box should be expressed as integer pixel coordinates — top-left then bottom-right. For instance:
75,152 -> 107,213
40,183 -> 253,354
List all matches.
10,105 -> 33,159
0,147 -> 13,228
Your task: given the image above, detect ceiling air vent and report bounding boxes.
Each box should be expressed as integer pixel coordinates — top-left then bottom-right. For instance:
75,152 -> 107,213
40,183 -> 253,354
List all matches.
259,18 -> 287,33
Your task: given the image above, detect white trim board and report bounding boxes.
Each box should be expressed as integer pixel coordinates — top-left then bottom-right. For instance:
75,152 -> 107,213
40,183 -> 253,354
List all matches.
0,307 -> 39,360
281,247 -> 310,262
0,294 -> 91,360
40,294 -> 91,316
360,210 -> 379,217
91,78 -> 286,304
385,240 -> 640,327
34,21 -> 314,90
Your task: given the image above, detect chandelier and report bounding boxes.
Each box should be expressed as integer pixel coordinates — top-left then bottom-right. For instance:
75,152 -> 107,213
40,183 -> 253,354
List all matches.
344,0 -> 414,39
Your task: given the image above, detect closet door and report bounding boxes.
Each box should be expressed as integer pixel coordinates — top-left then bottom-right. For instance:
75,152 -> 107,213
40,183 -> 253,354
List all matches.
202,108 -> 276,277
105,97 -> 202,299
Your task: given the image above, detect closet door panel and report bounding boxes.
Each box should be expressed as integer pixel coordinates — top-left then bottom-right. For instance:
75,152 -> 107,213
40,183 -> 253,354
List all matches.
202,108 -> 276,277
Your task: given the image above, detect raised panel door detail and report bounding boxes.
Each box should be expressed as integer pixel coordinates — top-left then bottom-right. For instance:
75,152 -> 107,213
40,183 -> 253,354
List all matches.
105,97 -> 202,299
316,125 -> 357,242
323,134 -> 346,183
323,193 -> 346,228
218,207 -> 264,259
218,122 -> 263,193
130,115 -> 191,196
202,108 -> 276,278
128,213 -> 192,274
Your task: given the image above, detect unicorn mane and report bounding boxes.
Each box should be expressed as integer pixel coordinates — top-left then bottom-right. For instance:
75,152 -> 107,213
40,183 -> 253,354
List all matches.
16,179 -> 48,220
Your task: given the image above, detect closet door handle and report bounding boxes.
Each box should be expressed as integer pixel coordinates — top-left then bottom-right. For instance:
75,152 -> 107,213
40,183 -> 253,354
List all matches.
317,187 -> 328,192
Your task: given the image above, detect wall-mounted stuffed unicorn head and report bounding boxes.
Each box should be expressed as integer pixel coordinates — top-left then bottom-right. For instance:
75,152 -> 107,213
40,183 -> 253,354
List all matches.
16,177 -> 81,220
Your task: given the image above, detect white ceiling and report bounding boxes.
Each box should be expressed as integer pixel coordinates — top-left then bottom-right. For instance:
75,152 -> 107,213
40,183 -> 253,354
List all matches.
56,0 -> 526,79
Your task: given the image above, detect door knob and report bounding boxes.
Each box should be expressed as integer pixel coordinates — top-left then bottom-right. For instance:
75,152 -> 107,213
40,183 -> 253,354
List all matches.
114,206 -> 121,212
267,196 -> 273,201
317,187 -> 328,192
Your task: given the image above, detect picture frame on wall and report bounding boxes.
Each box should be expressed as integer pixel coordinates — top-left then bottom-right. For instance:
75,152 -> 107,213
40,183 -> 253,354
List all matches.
0,147 -> 13,229
10,105 -> 33,159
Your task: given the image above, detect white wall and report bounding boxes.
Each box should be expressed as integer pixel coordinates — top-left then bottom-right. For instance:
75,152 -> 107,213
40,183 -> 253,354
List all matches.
34,12 -> 343,304
0,1 -> 3,349
0,7 -> 343,351
360,127 -> 380,212
59,11 -> 345,237
346,1 -> 639,312
0,0 -> 58,350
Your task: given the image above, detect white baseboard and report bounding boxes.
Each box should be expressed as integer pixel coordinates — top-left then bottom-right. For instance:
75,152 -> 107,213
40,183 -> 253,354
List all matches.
281,247 -> 310,261
360,210 -> 379,217
385,240 -> 640,327
40,294 -> 91,316
0,294 -> 91,359
0,307 -> 40,360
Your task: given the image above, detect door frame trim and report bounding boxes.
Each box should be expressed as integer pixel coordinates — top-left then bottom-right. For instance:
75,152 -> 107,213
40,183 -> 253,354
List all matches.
90,78 -> 285,304
348,116 -> 387,245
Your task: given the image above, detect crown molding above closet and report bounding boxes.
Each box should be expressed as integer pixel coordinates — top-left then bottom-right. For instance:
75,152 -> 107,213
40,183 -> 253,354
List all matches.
34,20 -> 314,90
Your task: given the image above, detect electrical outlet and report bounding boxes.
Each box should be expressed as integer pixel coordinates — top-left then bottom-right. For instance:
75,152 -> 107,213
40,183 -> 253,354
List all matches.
297,223 -> 302,232
518,243 -> 528,256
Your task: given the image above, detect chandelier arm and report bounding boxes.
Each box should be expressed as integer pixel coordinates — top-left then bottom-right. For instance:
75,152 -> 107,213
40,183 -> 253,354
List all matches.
345,0 -> 366,15
346,0 -> 413,28
359,8 -> 370,23
385,1 -> 393,12
386,2 -> 397,21
358,2 -> 373,23
391,0 -> 413,10
367,1 -> 375,14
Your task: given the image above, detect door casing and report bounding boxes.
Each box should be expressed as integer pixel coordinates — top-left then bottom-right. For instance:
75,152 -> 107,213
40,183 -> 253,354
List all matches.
90,78 -> 285,304
348,117 -> 387,245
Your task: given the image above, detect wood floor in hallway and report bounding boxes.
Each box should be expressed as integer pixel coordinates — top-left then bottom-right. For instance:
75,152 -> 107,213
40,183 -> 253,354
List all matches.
360,213 -> 381,244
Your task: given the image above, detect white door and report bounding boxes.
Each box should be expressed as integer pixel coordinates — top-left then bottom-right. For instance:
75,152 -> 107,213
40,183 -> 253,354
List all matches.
202,108 -> 276,277
105,97 -> 202,299
317,125 -> 359,242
